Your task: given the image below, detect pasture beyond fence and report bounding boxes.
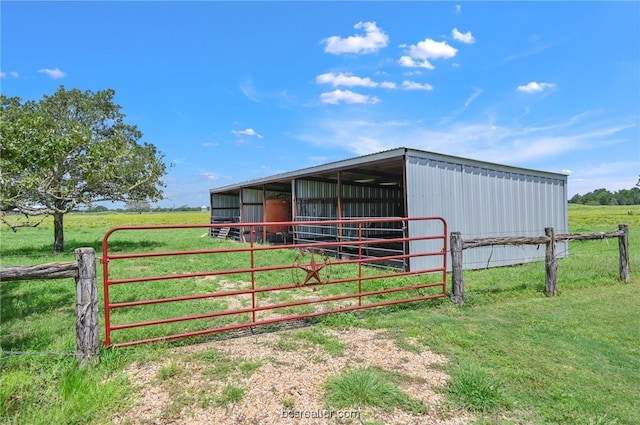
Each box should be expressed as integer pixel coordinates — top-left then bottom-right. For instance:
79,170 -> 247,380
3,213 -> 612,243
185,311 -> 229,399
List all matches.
0,248 -> 99,363
449,224 -> 630,305
101,217 -> 447,348
0,223 -> 631,358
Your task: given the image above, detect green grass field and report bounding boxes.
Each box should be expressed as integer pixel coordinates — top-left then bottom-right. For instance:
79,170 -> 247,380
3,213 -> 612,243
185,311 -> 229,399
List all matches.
1,206 -> 639,424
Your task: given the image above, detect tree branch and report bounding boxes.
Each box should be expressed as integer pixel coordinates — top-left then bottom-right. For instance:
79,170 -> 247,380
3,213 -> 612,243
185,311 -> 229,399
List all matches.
0,210 -> 49,231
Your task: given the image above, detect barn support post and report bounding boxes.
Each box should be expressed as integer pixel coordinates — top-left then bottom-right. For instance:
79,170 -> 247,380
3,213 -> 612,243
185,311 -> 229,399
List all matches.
262,185 -> 267,243
75,248 -> 99,365
618,224 -> 630,283
450,231 -> 464,305
545,227 -> 558,296
336,171 -> 343,258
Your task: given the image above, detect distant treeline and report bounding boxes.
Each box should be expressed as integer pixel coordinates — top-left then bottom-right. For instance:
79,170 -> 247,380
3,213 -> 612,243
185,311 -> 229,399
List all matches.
569,187 -> 640,205
81,205 -> 206,213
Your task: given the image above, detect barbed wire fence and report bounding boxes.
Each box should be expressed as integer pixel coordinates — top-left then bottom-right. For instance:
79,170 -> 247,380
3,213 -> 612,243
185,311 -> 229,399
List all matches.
0,248 -> 99,363
449,225 -> 631,305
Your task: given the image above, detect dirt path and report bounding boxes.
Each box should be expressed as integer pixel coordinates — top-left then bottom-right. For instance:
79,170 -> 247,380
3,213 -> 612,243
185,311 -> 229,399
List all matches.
111,327 -> 472,425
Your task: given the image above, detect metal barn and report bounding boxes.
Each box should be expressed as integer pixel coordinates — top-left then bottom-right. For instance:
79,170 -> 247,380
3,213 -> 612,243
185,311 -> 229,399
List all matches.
209,147 -> 568,270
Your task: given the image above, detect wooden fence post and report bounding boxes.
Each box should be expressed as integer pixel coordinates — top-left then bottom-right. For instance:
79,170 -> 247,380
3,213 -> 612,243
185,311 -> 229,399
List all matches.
75,248 -> 99,365
619,224 -> 630,283
450,232 -> 464,305
545,227 -> 558,296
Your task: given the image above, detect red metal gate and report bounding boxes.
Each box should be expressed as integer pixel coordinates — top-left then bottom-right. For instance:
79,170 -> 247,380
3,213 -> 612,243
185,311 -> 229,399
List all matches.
101,217 -> 447,348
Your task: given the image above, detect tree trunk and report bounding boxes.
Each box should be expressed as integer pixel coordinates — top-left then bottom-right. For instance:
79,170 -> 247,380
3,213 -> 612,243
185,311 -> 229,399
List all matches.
54,212 -> 64,254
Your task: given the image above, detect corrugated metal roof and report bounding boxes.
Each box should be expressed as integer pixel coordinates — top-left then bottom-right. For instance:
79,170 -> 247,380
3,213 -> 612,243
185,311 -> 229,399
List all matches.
210,146 -> 567,193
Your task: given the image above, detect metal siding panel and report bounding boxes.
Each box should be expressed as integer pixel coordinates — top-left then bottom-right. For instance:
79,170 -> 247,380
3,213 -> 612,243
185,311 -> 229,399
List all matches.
341,184 -> 401,219
295,179 -> 337,238
212,193 -> 239,208
406,151 -> 568,271
406,155 -> 463,270
244,205 -> 263,223
242,188 -> 263,204
211,194 -> 240,221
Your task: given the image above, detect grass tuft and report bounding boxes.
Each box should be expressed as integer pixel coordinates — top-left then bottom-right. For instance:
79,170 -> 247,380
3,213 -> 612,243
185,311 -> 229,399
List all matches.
159,362 -> 181,380
324,367 -> 426,414
291,328 -> 346,356
216,384 -> 245,406
446,362 -> 507,413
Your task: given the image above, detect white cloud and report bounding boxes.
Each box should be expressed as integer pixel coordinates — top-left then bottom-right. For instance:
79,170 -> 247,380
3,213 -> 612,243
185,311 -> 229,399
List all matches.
402,80 -> 433,91
202,142 -> 219,147
199,171 -> 219,181
398,55 -> 434,70
38,67 -> 66,79
322,21 -> 389,54
464,88 -> 483,107
239,77 -> 261,103
455,5 -> 461,13
492,39 -> 566,68
399,39 -> 457,70
320,89 -> 380,105
567,162 -> 639,196
316,72 -> 378,88
315,72 -> 397,90
232,128 -> 263,139
295,112 -> 636,169
452,28 -> 475,44
380,81 -> 398,89
0,71 -> 19,78
517,81 -> 557,93
307,156 -> 330,164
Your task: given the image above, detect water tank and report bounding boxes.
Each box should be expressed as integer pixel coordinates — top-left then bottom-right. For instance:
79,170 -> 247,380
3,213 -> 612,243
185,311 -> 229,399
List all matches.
264,199 -> 290,233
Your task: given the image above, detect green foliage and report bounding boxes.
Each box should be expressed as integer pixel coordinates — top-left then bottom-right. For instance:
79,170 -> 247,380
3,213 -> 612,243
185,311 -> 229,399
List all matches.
159,362 -> 181,380
125,200 -> 151,213
569,187 -> 640,205
0,357 -> 130,425
291,327 -> 346,356
446,362 -> 507,413
0,86 -> 168,252
568,204 -> 640,230
324,367 -> 426,414
216,384 -> 245,406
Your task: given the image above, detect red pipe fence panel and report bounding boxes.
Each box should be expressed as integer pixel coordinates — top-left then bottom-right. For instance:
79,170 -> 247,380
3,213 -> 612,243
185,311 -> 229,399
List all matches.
101,217 -> 447,348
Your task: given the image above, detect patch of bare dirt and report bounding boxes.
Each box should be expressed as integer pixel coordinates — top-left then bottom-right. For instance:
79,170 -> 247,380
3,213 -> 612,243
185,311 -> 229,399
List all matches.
112,327 -> 472,425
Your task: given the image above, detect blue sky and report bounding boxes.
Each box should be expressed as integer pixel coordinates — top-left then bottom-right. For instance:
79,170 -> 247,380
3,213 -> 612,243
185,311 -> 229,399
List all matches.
1,1 -> 639,208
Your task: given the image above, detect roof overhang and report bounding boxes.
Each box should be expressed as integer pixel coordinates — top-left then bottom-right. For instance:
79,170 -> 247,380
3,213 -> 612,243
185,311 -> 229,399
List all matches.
210,148 -> 408,194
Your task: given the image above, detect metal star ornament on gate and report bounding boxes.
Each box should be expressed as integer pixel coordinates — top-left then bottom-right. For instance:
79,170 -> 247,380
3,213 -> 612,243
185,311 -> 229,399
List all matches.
293,249 -> 330,285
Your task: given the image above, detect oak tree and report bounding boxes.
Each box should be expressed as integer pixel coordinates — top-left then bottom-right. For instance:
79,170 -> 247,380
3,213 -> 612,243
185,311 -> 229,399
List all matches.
1,86 -> 168,253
